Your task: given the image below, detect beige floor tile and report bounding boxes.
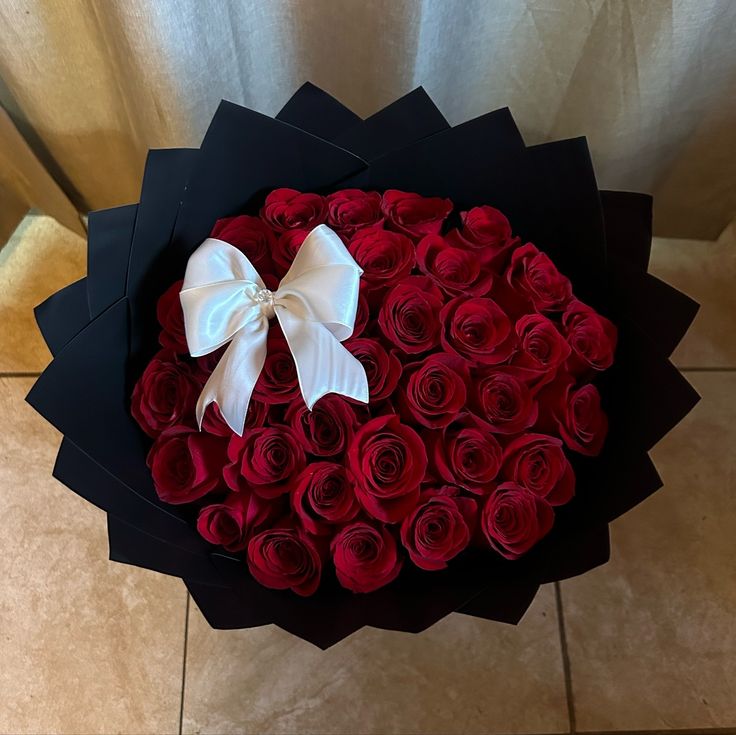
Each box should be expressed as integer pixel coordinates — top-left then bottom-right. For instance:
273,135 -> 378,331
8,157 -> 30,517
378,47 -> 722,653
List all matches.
561,372 -> 736,730
182,585 -> 568,735
0,215 -> 85,372
650,231 -> 736,368
0,378 -> 185,735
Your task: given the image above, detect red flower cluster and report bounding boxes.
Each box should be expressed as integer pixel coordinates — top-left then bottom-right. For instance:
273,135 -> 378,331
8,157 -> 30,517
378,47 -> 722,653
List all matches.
132,188 -> 617,595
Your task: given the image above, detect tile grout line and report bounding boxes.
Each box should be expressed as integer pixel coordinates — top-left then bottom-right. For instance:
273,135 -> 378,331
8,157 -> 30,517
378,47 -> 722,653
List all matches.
572,729 -> 736,735
178,592 -> 190,735
554,581 -> 577,733
679,366 -> 736,372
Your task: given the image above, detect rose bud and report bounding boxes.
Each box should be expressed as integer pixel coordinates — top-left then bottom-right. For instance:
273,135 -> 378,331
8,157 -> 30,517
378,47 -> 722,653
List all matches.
399,353 -> 468,429
345,338 -> 402,402
327,189 -> 384,236
200,399 -> 268,438
473,367 -> 538,434
440,296 -> 516,365
252,334 -> 300,405
501,433 -> 575,506
506,242 -> 572,313
432,414 -> 503,494
348,414 -> 427,523
247,523 -> 322,596
196,490 -> 276,551
539,377 -> 608,456
260,188 -> 327,233
512,313 -> 571,380
381,189 -> 452,240
273,228 -> 309,277
481,482 -> 555,559
131,350 -> 199,437
348,228 -> 415,291
285,394 -> 357,457
378,276 -> 444,354
156,280 -> 188,353
223,425 -> 306,498
148,426 -> 227,504
416,234 -> 494,297
400,491 -> 476,570
562,299 -> 617,373
291,462 -> 360,535
210,214 -> 276,274
331,522 -> 402,593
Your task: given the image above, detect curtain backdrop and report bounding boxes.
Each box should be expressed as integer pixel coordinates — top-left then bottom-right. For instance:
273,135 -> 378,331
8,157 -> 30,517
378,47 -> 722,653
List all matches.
1,0 -> 735,239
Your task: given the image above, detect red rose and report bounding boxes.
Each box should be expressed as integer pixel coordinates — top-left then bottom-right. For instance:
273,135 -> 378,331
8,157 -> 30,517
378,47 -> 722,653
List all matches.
458,205 -> 512,248
285,394 -> 357,457
416,234 -> 493,297
400,353 -> 468,428
345,338 -> 402,402
331,522 -> 402,593
196,490 -> 275,551
378,276 -> 444,354
440,296 -> 516,365
506,243 -> 572,313
291,462 -> 359,535
273,228 -> 309,277
562,300 -> 617,373
502,433 -> 575,506
201,400 -> 268,437
400,491 -> 476,570
247,522 -> 322,596
157,280 -> 188,353
223,425 -> 306,498
348,228 -> 415,291
148,425 -> 227,504
473,367 -> 538,434
327,189 -> 384,235
481,482 -> 554,559
353,285 -> 370,338
193,345 -> 226,381
210,215 -> 275,274
131,350 -> 198,437
449,206 -> 518,266
512,314 -> 571,377
252,334 -> 300,405
540,377 -> 608,456
432,414 -> 502,494
260,188 -> 327,233
348,414 -> 427,523
381,189 -> 452,240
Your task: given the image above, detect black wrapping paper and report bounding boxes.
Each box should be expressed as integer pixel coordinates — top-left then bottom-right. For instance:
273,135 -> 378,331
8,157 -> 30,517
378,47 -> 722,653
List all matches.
27,84 -> 699,648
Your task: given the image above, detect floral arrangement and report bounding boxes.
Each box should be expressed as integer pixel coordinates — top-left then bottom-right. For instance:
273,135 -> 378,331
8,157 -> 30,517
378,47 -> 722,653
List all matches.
132,187 -> 616,596
27,84 -> 698,647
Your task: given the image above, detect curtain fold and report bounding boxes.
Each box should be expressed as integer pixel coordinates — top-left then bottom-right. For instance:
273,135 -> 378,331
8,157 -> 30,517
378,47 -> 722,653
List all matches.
0,0 -> 734,239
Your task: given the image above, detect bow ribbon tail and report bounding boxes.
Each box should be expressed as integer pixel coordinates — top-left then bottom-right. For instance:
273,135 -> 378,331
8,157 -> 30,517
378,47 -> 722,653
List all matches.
276,307 -> 369,410
195,318 -> 268,436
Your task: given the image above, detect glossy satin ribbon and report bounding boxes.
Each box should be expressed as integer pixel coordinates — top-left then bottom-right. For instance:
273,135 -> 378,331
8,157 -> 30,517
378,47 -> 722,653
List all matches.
180,224 -> 369,436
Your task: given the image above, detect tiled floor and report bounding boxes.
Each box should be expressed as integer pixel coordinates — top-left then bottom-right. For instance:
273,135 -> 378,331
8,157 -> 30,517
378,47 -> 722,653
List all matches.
0,215 -> 734,734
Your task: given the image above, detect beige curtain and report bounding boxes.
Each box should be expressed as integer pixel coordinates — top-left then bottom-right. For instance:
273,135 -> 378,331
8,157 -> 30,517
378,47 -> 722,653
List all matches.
1,0 -> 734,239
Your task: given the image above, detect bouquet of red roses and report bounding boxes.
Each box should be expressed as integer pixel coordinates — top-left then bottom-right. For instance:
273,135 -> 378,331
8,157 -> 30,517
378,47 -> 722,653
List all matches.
28,84 -> 699,647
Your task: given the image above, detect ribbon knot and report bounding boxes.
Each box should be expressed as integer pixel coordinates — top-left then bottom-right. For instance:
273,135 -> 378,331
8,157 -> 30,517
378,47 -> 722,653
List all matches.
179,224 -> 369,436
253,286 -> 276,318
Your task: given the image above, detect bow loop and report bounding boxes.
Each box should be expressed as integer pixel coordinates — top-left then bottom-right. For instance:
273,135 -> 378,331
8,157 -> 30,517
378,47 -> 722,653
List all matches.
180,224 -> 369,435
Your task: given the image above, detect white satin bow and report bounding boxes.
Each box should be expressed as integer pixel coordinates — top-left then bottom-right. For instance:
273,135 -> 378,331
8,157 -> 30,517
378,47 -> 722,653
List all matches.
180,224 -> 369,436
